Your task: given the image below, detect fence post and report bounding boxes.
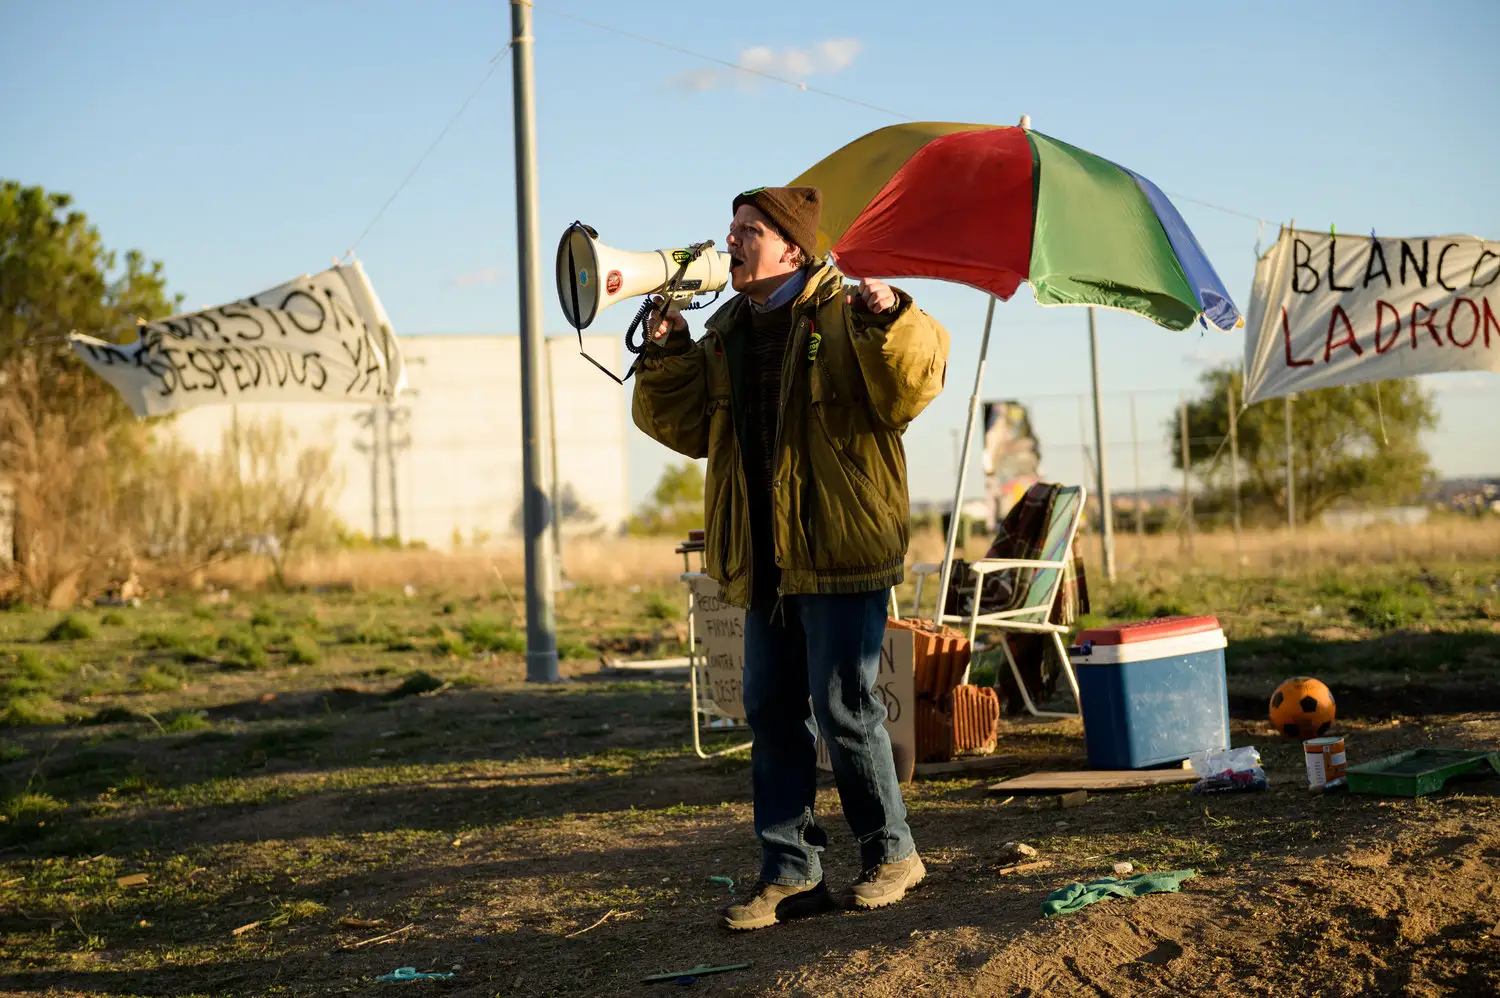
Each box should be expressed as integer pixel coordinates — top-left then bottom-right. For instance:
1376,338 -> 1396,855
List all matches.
1285,394 -> 1296,533
1086,308 -> 1117,583
1179,395 -> 1194,553
1228,382 -> 1242,562
1130,394 -> 1143,557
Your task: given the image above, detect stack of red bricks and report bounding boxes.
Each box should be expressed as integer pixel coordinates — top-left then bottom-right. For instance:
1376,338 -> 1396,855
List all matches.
887,618 -> 1000,764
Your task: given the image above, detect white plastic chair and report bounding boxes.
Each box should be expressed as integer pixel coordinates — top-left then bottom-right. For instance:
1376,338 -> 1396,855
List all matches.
908,486 -> 1087,719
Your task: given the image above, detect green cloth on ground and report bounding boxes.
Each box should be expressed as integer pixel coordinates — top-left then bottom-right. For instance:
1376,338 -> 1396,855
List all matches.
1041,870 -> 1197,917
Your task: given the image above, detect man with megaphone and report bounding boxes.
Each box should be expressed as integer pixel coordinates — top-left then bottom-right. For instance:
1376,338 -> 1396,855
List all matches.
633,185 -> 950,931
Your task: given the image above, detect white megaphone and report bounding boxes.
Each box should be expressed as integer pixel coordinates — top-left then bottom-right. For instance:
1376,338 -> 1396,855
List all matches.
556,221 -> 731,331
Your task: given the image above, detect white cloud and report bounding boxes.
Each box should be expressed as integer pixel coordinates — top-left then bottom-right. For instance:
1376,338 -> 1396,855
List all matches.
445,267 -> 501,290
664,37 -> 862,94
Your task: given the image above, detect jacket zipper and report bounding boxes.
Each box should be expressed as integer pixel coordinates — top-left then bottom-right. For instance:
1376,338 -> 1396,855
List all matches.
770,311 -> 813,603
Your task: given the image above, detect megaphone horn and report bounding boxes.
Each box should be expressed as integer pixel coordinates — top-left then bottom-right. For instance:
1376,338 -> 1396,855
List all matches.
555,222 -> 731,332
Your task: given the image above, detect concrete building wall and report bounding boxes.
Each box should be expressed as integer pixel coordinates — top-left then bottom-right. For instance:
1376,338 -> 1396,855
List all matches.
167,334 -> 628,550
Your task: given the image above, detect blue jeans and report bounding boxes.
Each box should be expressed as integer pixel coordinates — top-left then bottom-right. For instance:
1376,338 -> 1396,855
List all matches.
741,589 -> 916,886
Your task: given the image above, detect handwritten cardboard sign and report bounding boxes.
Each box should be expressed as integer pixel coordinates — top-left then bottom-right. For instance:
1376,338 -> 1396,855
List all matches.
686,574 -> 747,720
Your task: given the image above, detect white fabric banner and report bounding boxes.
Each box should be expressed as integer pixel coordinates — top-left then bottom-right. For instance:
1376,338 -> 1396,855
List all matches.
70,260 -> 405,418
1243,228 -> 1499,405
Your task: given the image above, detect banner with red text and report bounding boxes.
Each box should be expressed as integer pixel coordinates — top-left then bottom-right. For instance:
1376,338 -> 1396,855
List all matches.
1242,228 -> 1499,405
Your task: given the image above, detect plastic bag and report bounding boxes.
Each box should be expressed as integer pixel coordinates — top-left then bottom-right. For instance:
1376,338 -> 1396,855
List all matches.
1188,745 -> 1268,794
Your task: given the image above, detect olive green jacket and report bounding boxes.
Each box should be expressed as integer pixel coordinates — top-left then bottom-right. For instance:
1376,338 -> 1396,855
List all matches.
631,262 -> 950,607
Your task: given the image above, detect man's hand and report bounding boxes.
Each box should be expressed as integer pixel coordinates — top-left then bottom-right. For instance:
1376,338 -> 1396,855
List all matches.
846,277 -> 897,314
649,296 -> 689,341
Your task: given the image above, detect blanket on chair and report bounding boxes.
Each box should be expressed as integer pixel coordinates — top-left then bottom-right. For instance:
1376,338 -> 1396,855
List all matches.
942,482 -> 1089,712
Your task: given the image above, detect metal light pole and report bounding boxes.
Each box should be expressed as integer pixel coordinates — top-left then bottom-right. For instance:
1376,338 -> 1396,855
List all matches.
545,335 -> 566,584
510,0 -> 559,682
1086,308 -> 1116,582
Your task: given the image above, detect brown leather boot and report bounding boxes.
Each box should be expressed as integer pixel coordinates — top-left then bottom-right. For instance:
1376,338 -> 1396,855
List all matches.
720,880 -> 836,931
850,853 -> 926,909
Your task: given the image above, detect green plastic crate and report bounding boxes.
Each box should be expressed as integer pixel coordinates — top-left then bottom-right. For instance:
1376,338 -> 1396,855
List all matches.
1345,748 -> 1500,798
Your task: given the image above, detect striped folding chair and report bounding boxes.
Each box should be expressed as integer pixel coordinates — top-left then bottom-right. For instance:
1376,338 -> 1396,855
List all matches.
910,485 -> 1087,718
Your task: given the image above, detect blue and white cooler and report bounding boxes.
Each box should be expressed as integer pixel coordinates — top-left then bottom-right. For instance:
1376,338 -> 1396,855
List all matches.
1069,616 -> 1229,770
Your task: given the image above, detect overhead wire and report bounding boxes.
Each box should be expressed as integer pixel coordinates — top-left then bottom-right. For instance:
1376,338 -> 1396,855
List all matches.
346,42 -> 516,255
533,4 -> 1274,228
347,7 -> 1277,257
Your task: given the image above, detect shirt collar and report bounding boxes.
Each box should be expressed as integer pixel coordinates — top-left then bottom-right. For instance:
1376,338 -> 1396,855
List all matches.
750,266 -> 809,313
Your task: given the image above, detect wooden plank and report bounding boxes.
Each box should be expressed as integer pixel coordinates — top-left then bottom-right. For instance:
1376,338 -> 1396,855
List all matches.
913,755 -> 1012,778
986,767 -> 1195,793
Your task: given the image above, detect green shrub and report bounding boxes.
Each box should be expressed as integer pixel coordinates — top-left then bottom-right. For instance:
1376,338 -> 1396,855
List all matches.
1105,588 -> 1152,619
559,641 -> 595,660
1152,596 -> 1190,617
135,665 -> 185,692
250,607 -> 277,629
457,615 -> 519,652
100,612 -> 128,627
45,614 -> 96,642
387,670 -> 446,699
644,593 -> 677,620
1350,585 -> 1432,631
191,604 -> 218,621
217,630 -> 267,670
460,616 -> 502,648
266,900 -> 326,927
2,791 -> 65,820
161,710 -> 210,734
137,628 -> 215,662
1,694 -> 72,727
433,631 -> 471,659
2,650 -> 54,697
339,621 -> 397,646
288,634 -> 322,665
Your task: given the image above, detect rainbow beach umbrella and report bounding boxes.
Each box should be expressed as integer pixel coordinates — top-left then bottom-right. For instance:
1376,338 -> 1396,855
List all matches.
792,119 -> 1241,332
788,118 -> 1243,655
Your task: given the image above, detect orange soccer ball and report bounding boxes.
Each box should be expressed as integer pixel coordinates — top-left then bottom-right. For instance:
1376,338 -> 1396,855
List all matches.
1269,677 -> 1337,739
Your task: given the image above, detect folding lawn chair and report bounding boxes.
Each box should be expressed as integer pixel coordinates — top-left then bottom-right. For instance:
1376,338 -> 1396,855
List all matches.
909,484 -> 1087,719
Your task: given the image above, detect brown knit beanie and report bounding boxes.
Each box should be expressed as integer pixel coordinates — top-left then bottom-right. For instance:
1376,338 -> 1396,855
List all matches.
732,186 -> 822,260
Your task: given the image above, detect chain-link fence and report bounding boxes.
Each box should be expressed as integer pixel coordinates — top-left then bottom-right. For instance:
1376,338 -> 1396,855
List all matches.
957,380 -> 1499,579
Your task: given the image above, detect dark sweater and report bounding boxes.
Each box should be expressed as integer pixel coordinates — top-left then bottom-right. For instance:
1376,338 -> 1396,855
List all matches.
741,296 -> 795,603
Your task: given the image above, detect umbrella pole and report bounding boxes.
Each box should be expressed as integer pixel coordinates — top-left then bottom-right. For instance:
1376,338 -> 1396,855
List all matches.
935,294 -> 996,655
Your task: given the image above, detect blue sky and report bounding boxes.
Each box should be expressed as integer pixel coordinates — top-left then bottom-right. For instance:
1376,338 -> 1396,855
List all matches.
5,0 -> 1498,510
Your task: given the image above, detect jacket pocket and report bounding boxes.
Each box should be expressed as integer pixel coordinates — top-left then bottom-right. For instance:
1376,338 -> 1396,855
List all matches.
703,397 -> 744,584
812,401 -> 897,526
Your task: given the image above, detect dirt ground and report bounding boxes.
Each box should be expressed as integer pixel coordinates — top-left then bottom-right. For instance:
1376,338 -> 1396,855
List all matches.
2,564 -> 1498,996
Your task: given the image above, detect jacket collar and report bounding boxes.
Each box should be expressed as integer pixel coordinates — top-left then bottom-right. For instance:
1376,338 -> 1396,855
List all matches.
705,261 -> 844,338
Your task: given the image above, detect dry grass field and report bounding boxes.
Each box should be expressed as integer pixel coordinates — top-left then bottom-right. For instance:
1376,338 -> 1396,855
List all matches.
1,520 -> 1498,996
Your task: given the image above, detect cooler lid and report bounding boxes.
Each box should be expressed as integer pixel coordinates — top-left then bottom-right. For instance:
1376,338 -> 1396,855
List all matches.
1074,615 -> 1221,646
